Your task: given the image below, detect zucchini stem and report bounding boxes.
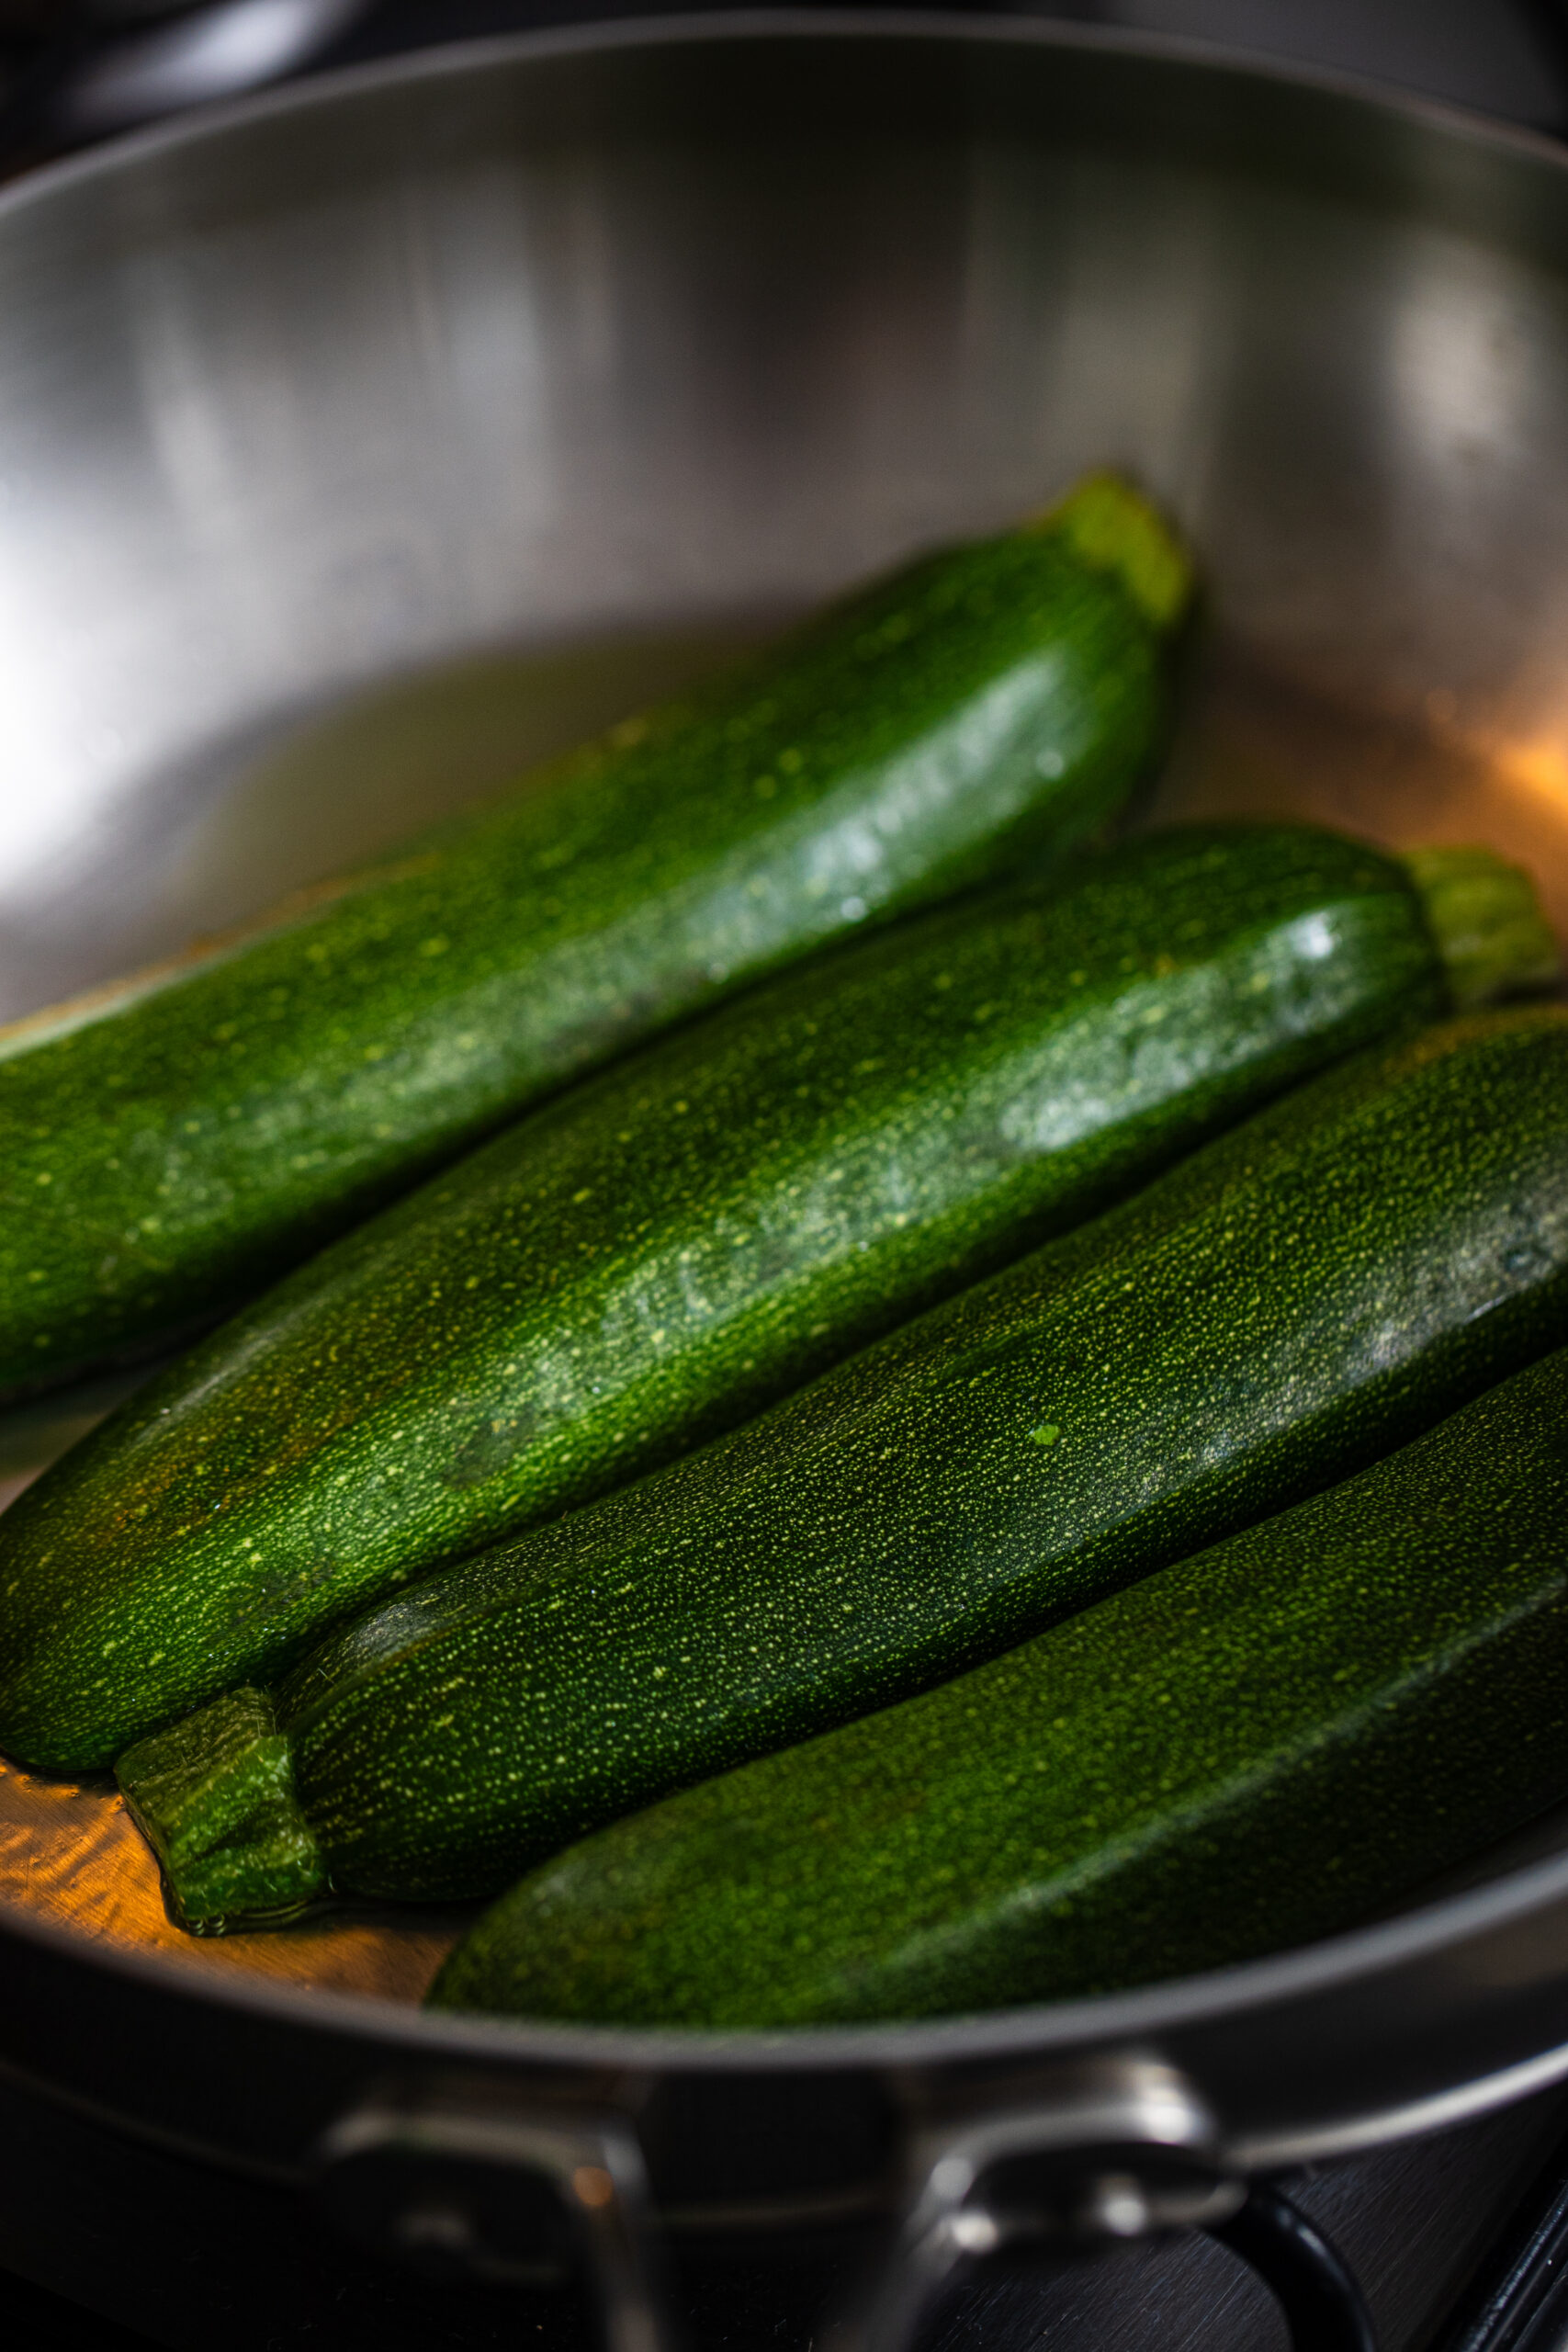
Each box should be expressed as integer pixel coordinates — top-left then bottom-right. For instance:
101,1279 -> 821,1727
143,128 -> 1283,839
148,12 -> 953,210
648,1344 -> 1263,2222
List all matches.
118,1687 -> 327,1935
1404,843 -> 1562,1010
1032,473 -> 1193,633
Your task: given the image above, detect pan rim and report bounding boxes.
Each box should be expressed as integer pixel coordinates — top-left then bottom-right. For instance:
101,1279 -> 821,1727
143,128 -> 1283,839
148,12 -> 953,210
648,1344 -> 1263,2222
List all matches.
5,2 -> 1568,222
2,6 -> 1567,2144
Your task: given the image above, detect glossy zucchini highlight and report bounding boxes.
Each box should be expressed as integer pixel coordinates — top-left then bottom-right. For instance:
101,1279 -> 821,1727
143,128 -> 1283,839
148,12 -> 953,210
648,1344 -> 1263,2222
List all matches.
118,1006 -> 1568,1931
1,818 -> 1502,1771
0,475 -> 1188,1397
431,1346 -> 1568,2028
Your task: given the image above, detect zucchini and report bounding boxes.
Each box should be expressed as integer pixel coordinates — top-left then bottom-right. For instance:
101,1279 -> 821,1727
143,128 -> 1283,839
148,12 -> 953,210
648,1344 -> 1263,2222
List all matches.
0,475 -> 1187,1398
429,1343 -> 1568,2028
117,1005 -> 1568,1931
3,818 -> 1502,1773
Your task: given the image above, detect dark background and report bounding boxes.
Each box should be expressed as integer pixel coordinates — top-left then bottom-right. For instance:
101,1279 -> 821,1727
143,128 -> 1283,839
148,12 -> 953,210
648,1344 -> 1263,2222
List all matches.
309,0 -> 1568,125
6,0 -> 1568,154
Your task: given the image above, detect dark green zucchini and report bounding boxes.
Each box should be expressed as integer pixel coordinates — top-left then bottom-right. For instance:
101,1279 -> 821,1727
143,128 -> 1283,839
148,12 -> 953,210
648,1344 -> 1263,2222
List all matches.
117,1005 -> 1568,1931
429,1343 -> 1568,2028
5,819 -> 1506,1774
0,475 -> 1188,1398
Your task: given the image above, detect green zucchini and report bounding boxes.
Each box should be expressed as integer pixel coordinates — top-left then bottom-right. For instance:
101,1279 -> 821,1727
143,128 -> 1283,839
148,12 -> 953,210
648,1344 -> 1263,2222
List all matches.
4,818 -> 1505,1774
117,1005 -> 1568,1932
430,1343 -> 1568,2027
0,475 -> 1187,1399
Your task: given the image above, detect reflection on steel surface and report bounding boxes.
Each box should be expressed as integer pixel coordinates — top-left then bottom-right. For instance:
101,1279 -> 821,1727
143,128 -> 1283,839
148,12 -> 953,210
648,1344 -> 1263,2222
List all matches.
62,0 -> 373,134
1150,646 -> 1568,944
0,1752 -> 464,1999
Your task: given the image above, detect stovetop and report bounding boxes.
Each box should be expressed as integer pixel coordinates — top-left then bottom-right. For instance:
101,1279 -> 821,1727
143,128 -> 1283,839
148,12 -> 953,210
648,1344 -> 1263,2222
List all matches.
4,2059 -> 1568,2350
5,6 -> 1568,2349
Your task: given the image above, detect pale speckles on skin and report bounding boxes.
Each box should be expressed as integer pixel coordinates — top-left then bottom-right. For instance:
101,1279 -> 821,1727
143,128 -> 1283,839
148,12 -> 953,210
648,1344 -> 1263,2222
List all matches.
276,1009 -> 1568,1910
0,828 -> 1436,1772
0,520 -> 1166,1408
433,1346 -> 1568,2029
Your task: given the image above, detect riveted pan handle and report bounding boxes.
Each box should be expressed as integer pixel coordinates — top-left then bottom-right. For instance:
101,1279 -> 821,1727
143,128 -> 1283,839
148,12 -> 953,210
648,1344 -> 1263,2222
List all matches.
313,2069 -> 1375,2352
314,2089 -> 683,2352
824,2168 -> 1376,2352
819,2059 -> 1376,2352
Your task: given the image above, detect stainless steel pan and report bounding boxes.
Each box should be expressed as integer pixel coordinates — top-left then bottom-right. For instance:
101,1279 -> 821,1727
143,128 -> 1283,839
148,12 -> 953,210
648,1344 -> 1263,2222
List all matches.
1,17 -> 1568,2346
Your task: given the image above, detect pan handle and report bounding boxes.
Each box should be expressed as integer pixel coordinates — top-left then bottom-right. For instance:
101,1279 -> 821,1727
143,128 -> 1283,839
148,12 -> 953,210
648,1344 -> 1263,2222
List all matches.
820,2057 -> 1246,2352
823,2179 -> 1376,2352
315,2088 -> 682,2352
1211,2184 -> 1380,2352
821,2178 -> 1376,2352
818,2065 -> 1376,2352
315,2069 -> 1374,2352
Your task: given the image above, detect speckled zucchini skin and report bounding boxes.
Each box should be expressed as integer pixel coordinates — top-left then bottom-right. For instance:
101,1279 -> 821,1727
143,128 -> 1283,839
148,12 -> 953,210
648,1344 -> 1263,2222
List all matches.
0,484 -> 1184,1398
118,1006 -> 1568,1923
0,822 -> 1439,1773
430,1345 -> 1568,2028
